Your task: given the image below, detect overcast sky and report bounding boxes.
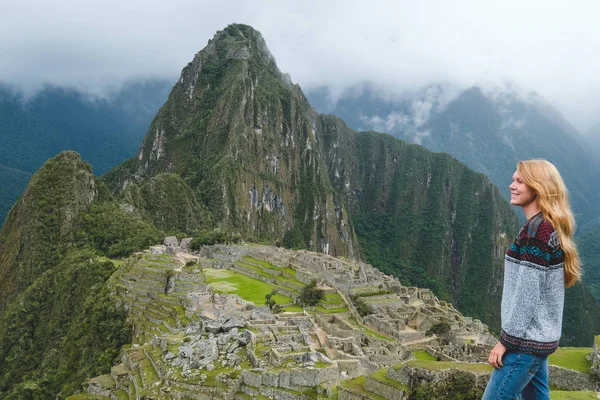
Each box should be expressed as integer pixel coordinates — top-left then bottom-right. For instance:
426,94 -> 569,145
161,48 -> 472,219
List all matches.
2,0 -> 600,132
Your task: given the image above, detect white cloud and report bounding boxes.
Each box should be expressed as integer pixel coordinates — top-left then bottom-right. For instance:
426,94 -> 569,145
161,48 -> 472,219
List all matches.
2,0 -> 600,130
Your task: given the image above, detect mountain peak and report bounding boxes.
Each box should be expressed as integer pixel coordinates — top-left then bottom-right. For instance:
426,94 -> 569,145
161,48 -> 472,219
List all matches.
185,23 -> 278,74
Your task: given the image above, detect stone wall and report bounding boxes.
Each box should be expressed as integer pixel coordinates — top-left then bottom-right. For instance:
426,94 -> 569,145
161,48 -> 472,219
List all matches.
592,336 -> 600,382
548,365 -> 596,391
364,376 -> 408,400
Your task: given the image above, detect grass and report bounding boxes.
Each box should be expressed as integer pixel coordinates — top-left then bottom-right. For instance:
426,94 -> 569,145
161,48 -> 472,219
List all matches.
114,389 -> 129,400
203,268 -> 293,305
88,374 -> 115,389
315,306 -> 349,314
236,261 -> 275,278
405,359 -> 492,373
413,350 -> 437,361
243,256 -> 299,277
370,368 -> 410,391
346,317 -> 393,341
550,391 -> 598,399
282,305 -> 304,312
340,376 -> 386,400
96,256 -> 124,267
65,395 -> 110,400
139,358 -> 159,384
548,347 -> 593,373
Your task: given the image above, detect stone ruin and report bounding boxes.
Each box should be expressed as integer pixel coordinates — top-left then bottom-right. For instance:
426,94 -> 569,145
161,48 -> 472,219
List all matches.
77,241 -> 511,400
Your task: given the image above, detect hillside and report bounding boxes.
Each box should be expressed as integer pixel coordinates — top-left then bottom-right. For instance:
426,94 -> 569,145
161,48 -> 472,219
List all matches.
0,80 -> 171,224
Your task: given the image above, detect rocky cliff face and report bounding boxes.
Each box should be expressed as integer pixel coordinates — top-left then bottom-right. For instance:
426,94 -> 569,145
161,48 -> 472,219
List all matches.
104,24 -> 357,257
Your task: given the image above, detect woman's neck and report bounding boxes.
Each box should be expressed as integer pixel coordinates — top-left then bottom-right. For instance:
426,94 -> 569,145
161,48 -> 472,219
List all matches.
522,201 -> 541,220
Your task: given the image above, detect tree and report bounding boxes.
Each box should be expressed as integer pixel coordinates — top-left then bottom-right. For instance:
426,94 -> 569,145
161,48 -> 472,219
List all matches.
296,280 -> 325,307
349,294 -> 374,316
265,289 -> 282,313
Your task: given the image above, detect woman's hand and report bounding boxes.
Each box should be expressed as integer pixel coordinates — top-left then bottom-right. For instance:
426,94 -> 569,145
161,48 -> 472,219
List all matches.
488,342 -> 507,369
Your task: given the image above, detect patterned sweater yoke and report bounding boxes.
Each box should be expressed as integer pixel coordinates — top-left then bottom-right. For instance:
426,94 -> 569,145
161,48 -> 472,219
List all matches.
499,212 -> 565,356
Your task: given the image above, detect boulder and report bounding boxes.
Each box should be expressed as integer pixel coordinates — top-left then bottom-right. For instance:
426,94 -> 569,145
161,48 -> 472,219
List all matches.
205,320 -> 223,334
223,317 -> 246,331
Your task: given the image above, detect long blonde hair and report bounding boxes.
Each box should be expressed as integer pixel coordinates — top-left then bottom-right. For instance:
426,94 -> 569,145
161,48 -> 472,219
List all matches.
517,159 -> 581,287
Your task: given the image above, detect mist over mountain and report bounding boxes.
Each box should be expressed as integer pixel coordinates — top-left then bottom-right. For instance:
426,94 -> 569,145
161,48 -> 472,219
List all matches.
585,121 -> 600,156
0,79 -> 172,223
307,84 -> 600,232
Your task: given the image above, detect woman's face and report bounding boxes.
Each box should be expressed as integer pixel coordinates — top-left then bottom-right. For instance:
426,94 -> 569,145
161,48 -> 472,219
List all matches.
509,170 -> 537,207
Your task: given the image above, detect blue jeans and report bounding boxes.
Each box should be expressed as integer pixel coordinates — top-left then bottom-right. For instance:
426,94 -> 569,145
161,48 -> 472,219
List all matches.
482,351 -> 549,400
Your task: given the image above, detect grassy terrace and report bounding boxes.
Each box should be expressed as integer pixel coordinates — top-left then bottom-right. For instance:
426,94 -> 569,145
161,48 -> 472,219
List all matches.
340,376 -> 386,400
550,392 -> 598,399
413,350 -> 437,361
243,256 -> 297,276
403,359 -> 493,373
241,257 -> 303,285
203,268 -> 293,305
371,368 -> 410,391
548,347 -> 593,373
322,293 -> 344,304
315,305 -> 349,314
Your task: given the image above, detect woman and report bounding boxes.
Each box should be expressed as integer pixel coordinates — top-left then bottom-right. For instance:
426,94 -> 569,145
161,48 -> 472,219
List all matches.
482,159 -> 581,400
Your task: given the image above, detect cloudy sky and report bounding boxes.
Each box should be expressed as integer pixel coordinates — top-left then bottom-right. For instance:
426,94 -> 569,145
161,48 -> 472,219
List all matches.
2,0 -> 600,131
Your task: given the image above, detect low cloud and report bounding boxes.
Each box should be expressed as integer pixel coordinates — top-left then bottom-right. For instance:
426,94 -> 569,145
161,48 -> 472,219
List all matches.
2,0 -> 600,131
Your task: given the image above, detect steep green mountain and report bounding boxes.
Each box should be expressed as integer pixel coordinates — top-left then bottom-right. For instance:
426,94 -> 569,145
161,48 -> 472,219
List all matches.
0,152 -> 161,398
580,229 -> 600,301
307,85 -> 600,232
103,24 -> 359,258
0,80 -> 172,224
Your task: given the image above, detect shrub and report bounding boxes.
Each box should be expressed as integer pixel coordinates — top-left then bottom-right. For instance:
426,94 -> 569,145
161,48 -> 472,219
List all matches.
296,280 -> 325,307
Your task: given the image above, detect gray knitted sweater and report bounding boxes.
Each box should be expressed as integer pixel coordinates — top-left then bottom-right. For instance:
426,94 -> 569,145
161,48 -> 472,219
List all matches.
499,212 -> 565,356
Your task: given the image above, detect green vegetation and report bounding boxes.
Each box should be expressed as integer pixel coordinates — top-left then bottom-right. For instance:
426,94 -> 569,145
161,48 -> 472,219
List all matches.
349,293 -> 374,316
75,201 -> 163,257
203,268 -> 292,305
579,228 -> 600,302
426,322 -> 451,337
550,391 -> 598,399
548,348 -> 593,373
405,360 -> 492,373
296,280 -> 325,307
340,376 -> 386,400
265,289 -> 283,313
346,317 -> 393,341
413,350 -> 438,361
190,229 -> 242,248
413,370 -> 482,400
0,250 -> 131,399
371,368 -> 410,391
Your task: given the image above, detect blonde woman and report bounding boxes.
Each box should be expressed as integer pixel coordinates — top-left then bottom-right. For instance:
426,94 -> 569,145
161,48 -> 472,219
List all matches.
482,159 -> 580,400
